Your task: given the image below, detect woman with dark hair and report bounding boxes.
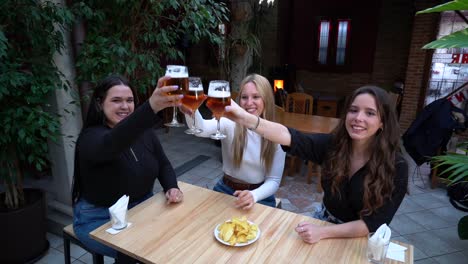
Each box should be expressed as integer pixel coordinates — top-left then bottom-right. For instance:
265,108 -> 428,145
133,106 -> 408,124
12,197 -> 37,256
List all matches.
72,74 -> 183,260
224,85 -> 408,243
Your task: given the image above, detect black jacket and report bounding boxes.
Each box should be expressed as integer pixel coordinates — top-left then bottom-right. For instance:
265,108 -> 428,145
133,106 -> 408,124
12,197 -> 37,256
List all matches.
403,98 -> 467,166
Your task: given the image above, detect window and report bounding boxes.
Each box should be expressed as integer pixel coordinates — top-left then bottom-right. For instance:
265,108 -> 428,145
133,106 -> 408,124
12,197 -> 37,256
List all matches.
318,21 -> 330,64
317,19 -> 351,66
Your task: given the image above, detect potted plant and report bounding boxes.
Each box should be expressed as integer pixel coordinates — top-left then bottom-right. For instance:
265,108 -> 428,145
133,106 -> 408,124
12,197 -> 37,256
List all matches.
432,142 -> 468,239
0,1 -> 73,262
416,0 -> 468,241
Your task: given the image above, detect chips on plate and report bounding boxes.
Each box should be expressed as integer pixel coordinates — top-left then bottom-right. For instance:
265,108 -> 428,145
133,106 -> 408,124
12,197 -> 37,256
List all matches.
217,216 -> 258,246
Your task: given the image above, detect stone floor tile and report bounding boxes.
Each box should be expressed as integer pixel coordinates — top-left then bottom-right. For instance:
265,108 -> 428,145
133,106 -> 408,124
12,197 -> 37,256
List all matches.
403,231 -> 459,257
389,214 -> 427,235
410,193 -> 450,209
188,165 -> 219,178
432,251 -> 468,264
405,210 -> 452,230
200,158 -> 222,169
396,196 -> 426,214
77,252 -> 114,264
431,227 -> 468,251
57,242 -> 88,259
391,235 -> 428,261
36,247 -> 71,264
430,206 -> 467,226
47,232 -> 63,249
414,258 -> 438,263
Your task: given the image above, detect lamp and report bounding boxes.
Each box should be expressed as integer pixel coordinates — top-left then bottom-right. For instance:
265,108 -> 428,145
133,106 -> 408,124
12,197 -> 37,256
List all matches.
274,79 -> 284,92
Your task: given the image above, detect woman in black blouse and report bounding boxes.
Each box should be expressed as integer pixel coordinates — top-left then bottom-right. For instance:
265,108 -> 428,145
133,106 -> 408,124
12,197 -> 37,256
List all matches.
224,85 -> 408,243
72,75 -> 183,260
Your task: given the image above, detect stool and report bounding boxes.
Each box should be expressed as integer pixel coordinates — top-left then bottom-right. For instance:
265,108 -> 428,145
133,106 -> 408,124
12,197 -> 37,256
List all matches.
63,224 -> 104,264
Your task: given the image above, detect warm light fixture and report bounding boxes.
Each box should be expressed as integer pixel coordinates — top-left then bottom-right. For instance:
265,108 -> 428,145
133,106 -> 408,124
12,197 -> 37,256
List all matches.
274,79 -> 284,92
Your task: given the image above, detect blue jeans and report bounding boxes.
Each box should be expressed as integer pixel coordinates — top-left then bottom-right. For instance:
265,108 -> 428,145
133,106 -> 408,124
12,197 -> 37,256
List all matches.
73,193 -> 153,258
213,178 -> 276,208
311,203 -> 344,224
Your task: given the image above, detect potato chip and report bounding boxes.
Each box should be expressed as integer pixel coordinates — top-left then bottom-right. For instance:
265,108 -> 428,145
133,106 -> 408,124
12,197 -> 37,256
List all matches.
218,216 -> 258,246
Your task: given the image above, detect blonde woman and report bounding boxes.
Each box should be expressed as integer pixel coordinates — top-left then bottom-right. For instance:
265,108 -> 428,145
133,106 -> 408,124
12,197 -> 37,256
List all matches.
185,74 -> 285,209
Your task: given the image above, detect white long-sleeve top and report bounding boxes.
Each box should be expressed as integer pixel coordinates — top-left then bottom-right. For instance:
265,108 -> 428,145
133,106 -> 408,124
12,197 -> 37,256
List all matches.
185,111 -> 286,203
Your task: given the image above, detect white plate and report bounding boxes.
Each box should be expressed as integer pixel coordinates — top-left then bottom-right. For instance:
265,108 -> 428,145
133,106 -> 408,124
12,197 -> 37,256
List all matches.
214,220 -> 261,247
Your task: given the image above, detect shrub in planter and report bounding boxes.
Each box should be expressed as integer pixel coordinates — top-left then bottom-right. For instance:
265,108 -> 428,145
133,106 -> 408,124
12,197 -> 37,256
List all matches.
0,0 -> 73,209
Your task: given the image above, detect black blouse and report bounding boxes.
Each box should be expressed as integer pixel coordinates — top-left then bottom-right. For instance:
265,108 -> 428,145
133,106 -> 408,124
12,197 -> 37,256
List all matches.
283,128 -> 408,232
76,102 -> 178,207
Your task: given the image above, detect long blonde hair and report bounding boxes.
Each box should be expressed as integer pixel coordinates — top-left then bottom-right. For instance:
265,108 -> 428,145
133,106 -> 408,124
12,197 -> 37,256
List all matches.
232,74 -> 277,173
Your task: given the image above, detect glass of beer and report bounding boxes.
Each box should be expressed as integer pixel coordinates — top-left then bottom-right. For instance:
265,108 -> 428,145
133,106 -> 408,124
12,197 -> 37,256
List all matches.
164,65 -> 188,127
206,80 -> 231,140
182,77 -> 207,134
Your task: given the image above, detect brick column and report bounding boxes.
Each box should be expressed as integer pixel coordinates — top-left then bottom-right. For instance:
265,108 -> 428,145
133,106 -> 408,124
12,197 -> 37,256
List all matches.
400,1 -> 440,132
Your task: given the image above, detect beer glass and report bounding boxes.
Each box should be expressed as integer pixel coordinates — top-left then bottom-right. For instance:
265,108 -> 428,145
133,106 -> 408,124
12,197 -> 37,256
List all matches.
164,65 -> 188,127
206,80 -> 231,140
182,77 -> 207,134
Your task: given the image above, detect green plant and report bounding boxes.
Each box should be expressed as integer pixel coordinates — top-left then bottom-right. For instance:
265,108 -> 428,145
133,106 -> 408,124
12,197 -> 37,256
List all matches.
432,142 -> 468,183
0,0 -> 73,209
417,0 -> 468,49
431,142 -> 468,239
72,0 -> 229,96
418,0 -> 468,240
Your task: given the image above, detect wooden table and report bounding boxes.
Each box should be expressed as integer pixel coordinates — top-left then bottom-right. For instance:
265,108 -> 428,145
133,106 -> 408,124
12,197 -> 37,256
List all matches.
91,182 -> 413,263
275,107 -> 340,134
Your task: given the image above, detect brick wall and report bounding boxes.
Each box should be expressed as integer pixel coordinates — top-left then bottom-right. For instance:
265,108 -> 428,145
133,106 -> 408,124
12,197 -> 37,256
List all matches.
292,0 -> 415,115
262,0 -> 445,136
400,0 -> 440,132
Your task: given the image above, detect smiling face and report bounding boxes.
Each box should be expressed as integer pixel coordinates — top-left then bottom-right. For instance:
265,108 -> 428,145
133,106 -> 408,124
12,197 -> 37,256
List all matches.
345,93 -> 383,144
102,84 -> 135,128
239,82 -> 265,117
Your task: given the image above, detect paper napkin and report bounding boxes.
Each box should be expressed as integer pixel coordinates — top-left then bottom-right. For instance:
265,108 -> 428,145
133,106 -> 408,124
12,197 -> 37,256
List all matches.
108,195 -> 129,233
368,224 -> 392,262
386,242 -> 407,262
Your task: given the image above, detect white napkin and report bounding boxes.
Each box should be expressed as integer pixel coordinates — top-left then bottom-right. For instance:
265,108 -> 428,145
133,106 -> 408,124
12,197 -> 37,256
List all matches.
108,195 -> 129,231
368,224 -> 391,262
386,242 -> 407,262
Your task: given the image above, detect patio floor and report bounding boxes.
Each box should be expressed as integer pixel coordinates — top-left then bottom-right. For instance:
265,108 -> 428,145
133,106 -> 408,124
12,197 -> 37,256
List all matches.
36,127 -> 468,264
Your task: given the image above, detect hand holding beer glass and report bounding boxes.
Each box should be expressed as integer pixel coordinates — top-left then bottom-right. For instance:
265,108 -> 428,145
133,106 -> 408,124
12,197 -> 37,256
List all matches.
182,77 -> 207,134
164,65 -> 188,127
206,80 -> 231,140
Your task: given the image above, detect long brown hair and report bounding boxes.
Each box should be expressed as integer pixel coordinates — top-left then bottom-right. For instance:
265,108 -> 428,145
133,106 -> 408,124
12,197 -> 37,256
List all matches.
232,74 -> 276,173
322,86 -> 401,217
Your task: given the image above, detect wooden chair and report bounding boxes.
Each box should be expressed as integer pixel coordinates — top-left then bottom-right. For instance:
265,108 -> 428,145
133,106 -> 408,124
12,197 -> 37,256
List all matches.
283,93 -> 322,191
285,92 -> 313,115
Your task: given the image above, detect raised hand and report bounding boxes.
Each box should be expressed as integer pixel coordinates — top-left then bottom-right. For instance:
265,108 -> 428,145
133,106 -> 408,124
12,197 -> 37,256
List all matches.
224,100 -> 247,124
149,76 -> 183,113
